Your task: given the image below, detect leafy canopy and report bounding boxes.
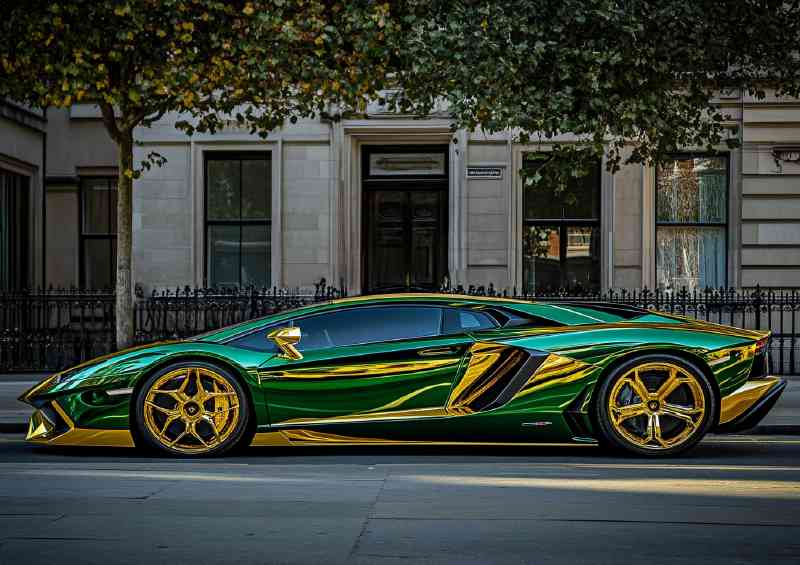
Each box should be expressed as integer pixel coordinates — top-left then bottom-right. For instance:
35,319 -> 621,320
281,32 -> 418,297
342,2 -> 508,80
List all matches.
391,0 -> 800,185
0,0 -> 400,173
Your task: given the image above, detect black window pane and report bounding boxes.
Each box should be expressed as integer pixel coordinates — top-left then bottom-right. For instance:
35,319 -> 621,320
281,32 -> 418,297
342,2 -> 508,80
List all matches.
656,157 -> 727,224
564,166 -> 600,219
294,307 -> 444,351
84,238 -> 113,289
523,180 -> 562,220
208,224 -> 240,287
523,225 -> 560,292
83,178 -> 114,233
207,159 -> 241,220
241,158 -> 270,220
241,224 -> 270,288
523,159 -> 600,220
0,170 -> 30,290
564,226 -> 600,293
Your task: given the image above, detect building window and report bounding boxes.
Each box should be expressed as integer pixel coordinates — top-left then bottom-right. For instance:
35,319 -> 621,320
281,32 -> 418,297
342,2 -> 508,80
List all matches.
205,152 -> 271,288
80,177 -> 117,289
522,156 -> 601,293
0,169 -> 30,291
656,155 -> 728,291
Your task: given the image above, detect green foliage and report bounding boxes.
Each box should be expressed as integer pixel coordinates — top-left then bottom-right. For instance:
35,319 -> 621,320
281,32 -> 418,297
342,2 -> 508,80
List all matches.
0,0 -> 400,174
391,0 -> 800,185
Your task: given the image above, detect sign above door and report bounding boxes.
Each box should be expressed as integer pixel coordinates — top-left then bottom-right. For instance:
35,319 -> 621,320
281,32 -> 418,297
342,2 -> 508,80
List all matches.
369,153 -> 446,176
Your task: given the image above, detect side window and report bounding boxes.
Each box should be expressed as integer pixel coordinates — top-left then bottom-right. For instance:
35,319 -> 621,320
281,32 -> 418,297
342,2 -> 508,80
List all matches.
228,306 -> 445,353
228,323 -> 281,352
295,306 -> 443,351
442,308 -> 497,335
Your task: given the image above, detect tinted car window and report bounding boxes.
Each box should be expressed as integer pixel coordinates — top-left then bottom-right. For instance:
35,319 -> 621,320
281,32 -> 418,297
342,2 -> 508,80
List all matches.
442,308 -> 496,335
227,323 -> 281,352
295,306 -> 443,351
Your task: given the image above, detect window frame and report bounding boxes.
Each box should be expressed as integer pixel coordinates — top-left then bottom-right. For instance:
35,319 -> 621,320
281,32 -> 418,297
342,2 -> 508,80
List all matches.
654,152 -> 730,290
203,151 -> 272,289
78,176 -> 117,289
521,157 -> 602,294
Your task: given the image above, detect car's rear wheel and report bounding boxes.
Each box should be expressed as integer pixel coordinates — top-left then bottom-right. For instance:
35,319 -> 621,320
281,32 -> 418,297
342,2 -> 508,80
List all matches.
595,354 -> 715,456
135,361 -> 249,457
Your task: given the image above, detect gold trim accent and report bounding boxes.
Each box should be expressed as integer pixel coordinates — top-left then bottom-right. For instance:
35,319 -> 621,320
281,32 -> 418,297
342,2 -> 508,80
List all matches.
607,362 -> 706,451
447,343 -> 509,411
274,406 -> 452,427
25,401 -> 135,448
719,377 -> 781,424
268,326 -> 303,360
26,410 -> 55,441
512,354 -> 596,400
142,367 -> 241,454
19,374 -> 59,404
259,358 -> 457,381
250,431 -> 292,446
262,429 -> 595,447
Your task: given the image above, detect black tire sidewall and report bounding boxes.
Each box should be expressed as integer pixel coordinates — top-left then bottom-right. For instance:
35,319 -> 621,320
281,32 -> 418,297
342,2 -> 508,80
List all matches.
595,354 -> 716,457
134,361 -> 250,457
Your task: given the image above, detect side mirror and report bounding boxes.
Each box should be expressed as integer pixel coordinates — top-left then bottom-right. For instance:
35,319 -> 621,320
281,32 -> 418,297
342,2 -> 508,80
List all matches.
268,326 -> 303,360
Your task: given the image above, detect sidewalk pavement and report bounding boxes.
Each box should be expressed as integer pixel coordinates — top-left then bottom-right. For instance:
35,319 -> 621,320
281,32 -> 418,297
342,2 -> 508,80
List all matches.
2,373 -> 800,435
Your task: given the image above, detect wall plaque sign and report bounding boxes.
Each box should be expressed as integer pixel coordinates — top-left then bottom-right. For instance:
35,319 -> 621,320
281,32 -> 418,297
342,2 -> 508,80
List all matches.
466,167 -> 503,179
369,153 -> 446,176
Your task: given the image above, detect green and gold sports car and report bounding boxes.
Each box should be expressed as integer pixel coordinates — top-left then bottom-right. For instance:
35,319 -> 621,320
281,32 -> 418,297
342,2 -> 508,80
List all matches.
20,293 -> 785,457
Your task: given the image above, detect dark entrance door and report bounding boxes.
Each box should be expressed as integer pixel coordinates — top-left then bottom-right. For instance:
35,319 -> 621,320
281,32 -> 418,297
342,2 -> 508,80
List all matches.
362,146 -> 448,293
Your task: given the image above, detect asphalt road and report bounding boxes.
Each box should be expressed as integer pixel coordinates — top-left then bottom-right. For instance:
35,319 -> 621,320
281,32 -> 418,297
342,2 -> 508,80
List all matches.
0,435 -> 798,565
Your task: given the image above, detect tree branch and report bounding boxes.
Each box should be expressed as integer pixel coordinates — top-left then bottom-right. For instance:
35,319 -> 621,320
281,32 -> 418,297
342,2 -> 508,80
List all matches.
99,101 -> 122,144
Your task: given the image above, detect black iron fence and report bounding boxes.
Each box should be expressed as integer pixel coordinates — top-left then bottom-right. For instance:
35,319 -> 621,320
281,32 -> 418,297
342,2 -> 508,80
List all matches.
1,284 -> 798,374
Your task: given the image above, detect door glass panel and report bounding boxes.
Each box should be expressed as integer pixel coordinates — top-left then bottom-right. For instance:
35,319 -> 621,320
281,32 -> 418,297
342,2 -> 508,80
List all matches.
241,158 -> 270,220
207,160 -> 241,220
208,224 -> 239,287
522,225 -> 560,292
241,224 -> 269,288
656,157 -> 727,223
294,306 -> 444,351
83,238 -> 113,289
564,226 -> 600,292
82,178 -> 114,233
656,226 -> 725,291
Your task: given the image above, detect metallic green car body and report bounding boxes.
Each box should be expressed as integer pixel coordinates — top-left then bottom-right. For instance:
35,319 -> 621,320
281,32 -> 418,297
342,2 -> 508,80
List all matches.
20,293 -> 784,450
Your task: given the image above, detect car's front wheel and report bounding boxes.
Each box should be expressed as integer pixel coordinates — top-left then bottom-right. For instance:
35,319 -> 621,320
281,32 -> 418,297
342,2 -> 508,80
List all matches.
135,361 -> 249,456
595,354 -> 715,456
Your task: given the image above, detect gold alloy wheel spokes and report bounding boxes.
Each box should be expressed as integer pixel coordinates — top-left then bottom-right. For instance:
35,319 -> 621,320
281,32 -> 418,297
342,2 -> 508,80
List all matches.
143,367 -> 240,454
608,362 -> 706,450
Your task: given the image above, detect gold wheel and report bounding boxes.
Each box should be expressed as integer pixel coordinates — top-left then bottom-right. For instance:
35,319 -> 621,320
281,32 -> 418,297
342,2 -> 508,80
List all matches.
142,366 -> 241,454
607,362 -> 706,451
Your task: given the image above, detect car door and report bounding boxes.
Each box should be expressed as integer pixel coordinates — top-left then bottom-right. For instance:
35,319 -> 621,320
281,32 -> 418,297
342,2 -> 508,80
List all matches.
256,305 -> 481,428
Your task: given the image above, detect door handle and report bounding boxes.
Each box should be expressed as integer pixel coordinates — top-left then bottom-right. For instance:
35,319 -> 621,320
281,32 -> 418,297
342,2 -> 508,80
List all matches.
418,346 -> 461,357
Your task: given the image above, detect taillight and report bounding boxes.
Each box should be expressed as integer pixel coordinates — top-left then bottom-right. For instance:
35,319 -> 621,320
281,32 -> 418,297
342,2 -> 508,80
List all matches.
754,335 -> 770,355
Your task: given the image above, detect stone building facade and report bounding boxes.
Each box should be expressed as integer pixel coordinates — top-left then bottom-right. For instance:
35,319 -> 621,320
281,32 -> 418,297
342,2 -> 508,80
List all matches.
1,92 -> 800,295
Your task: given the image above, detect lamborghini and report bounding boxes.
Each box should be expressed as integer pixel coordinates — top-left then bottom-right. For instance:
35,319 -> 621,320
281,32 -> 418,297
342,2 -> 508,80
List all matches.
20,293 -> 786,457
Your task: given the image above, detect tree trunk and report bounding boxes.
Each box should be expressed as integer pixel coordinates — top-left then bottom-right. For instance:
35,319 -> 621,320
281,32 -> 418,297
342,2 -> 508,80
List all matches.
116,131 -> 135,349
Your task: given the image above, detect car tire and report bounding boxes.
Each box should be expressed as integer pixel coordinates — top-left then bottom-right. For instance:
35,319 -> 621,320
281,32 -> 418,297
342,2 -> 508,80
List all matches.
594,354 -> 716,457
134,361 -> 250,457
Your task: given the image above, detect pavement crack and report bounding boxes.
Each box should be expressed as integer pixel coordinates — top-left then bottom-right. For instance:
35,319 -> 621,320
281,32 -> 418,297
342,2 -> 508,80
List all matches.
348,471 -> 388,561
